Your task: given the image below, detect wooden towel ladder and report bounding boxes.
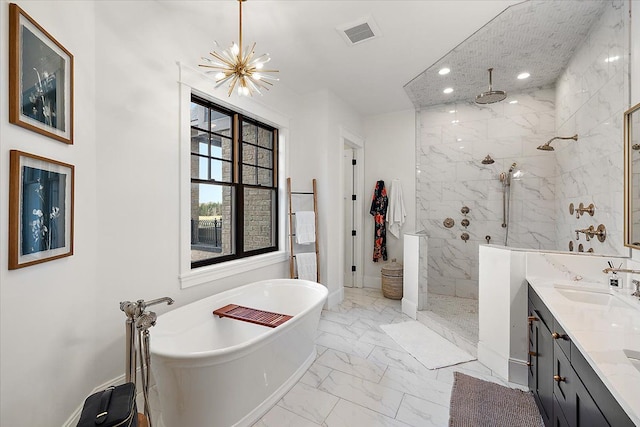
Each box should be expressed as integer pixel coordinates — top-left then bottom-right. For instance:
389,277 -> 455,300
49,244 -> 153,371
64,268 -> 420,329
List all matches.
287,178 -> 320,282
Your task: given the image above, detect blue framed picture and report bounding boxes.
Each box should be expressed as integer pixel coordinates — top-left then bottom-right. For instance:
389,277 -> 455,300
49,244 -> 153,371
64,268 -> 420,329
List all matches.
9,150 -> 74,269
9,3 -> 73,144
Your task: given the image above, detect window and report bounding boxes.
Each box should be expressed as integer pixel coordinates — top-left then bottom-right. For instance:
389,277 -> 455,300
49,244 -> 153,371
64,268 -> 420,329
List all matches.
190,95 -> 278,268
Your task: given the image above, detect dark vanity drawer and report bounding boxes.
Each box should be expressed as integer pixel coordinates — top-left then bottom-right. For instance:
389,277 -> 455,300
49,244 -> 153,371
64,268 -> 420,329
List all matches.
552,319 -> 571,360
553,342 -> 608,427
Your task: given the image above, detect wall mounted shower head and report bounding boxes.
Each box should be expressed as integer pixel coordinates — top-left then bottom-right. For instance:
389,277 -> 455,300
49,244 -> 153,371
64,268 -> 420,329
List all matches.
481,155 -> 495,164
537,134 -> 578,151
475,68 -> 507,104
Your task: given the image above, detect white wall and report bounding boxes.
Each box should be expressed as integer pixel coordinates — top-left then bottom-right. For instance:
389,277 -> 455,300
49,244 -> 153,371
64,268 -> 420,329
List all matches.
0,2 -> 99,426
290,89 -> 364,304
363,110 -> 416,287
0,1 -> 320,425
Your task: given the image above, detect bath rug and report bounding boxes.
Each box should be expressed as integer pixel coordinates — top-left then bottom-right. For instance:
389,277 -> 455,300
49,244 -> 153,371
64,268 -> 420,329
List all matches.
380,321 -> 474,369
449,372 -> 543,427
213,304 -> 292,328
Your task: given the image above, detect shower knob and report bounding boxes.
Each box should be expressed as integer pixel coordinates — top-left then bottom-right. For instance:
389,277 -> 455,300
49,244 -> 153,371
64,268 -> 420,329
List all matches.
569,241 -> 574,252
461,218 -> 470,228
443,218 -> 455,228
461,206 -> 470,215
461,232 -> 469,243
569,203 -> 574,215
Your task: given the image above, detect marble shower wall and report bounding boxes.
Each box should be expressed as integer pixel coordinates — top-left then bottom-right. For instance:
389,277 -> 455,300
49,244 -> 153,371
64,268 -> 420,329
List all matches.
554,0 -> 628,256
417,88 -> 557,298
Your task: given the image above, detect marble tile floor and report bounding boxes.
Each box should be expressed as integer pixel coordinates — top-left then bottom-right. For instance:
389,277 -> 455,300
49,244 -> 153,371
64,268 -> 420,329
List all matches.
143,287 -> 523,427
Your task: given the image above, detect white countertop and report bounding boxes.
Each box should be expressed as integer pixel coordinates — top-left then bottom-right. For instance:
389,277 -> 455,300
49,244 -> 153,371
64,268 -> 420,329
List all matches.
527,276 -> 640,425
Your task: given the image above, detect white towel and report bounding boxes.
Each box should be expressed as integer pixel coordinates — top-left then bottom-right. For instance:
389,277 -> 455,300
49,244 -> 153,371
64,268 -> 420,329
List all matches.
387,179 -> 406,238
295,252 -> 317,281
295,211 -> 316,244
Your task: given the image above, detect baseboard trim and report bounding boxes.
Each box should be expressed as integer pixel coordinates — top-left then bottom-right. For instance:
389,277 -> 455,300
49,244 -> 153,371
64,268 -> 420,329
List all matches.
477,341 -> 509,380
401,298 -> 417,319
62,374 -> 126,427
62,368 -> 155,427
326,286 -> 344,309
508,358 -> 529,386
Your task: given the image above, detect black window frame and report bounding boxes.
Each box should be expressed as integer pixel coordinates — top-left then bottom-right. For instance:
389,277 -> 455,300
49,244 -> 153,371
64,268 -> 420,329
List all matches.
190,94 -> 278,269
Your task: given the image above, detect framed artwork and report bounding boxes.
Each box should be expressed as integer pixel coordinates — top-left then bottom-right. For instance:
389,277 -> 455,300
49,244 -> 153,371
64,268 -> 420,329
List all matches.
9,150 -> 74,269
9,3 -> 74,144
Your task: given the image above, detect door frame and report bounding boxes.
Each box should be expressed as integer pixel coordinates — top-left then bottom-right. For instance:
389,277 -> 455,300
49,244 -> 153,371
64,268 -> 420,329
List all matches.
340,127 -> 364,288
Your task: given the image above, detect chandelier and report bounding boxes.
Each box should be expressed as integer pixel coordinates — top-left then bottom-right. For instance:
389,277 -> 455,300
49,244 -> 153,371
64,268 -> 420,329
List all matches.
200,0 -> 278,97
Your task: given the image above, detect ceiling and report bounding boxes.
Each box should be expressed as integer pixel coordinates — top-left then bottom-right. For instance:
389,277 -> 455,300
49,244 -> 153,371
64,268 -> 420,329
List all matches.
404,0 -> 609,109
185,0 -> 608,117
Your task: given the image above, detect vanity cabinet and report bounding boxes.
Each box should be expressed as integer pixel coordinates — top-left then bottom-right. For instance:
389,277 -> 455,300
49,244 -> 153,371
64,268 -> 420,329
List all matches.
528,292 -> 554,427
527,284 -> 634,427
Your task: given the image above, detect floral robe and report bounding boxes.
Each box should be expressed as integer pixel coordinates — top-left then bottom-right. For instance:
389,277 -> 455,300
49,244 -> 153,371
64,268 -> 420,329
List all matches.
370,180 -> 388,262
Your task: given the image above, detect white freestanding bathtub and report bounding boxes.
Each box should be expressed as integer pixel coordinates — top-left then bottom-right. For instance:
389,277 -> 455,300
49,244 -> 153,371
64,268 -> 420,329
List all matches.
150,279 -> 327,427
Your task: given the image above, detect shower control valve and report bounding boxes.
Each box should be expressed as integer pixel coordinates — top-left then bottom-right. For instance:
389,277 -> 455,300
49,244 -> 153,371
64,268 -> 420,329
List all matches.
461,218 -> 470,228
461,232 -> 470,243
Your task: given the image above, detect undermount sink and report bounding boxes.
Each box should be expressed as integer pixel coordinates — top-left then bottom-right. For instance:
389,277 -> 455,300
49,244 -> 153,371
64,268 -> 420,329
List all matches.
553,284 -> 635,310
623,349 -> 640,373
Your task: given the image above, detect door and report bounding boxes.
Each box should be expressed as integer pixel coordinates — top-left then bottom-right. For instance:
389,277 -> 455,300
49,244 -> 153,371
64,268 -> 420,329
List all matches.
343,147 -> 356,287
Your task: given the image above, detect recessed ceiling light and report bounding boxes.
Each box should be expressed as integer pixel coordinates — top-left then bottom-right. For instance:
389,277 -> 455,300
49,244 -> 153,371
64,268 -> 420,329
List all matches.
509,100 -> 518,104
605,55 -> 620,63
443,87 -> 454,94
451,120 -> 459,124
439,68 -> 451,75
457,138 -> 463,142
517,72 -> 530,80
449,109 -> 456,114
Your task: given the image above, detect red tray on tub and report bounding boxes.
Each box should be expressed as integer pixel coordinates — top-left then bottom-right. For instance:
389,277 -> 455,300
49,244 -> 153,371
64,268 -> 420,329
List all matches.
213,304 -> 292,328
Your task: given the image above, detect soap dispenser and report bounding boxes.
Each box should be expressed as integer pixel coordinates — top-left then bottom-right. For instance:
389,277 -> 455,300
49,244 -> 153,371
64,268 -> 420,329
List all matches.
609,271 -> 621,288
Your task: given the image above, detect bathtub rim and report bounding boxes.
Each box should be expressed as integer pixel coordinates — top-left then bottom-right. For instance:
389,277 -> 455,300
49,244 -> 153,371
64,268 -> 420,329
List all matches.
150,279 -> 327,361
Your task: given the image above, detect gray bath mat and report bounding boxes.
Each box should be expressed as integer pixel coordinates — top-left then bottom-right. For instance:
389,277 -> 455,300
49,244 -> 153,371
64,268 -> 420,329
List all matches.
449,372 -> 543,427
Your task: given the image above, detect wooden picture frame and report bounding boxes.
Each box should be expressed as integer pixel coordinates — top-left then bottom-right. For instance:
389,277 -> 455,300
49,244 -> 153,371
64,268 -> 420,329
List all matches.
9,3 -> 74,144
9,150 -> 74,269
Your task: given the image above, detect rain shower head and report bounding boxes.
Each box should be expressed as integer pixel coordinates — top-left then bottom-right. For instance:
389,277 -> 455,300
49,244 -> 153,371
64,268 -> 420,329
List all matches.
537,134 -> 579,151
481,155 -> 495,164
475,68 -> 507,104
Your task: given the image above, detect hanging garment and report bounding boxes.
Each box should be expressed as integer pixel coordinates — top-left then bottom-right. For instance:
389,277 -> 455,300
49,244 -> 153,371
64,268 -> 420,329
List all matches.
387,179 -> 406,239
370,180 -> 388,262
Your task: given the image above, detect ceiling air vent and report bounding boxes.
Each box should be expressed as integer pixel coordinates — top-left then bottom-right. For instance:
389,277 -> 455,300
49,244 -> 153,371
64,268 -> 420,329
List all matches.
337,17 -> 380,46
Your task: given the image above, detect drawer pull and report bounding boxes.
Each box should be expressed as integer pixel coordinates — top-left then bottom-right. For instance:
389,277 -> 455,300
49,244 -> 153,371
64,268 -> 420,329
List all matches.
528,316 -> 539,323
552,332 -> 568,340
553,375 -> 566,382
529,351 -> 538,357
